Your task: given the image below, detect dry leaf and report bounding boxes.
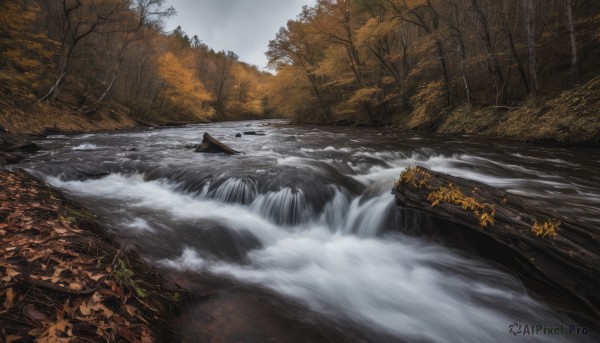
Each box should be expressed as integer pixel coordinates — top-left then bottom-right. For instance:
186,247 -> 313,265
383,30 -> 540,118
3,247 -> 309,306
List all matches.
92,303 -> 114,318
68,283 -> 82,291
4,287 -> 16,310
53,267 -> 65,277
6,335 -> 23,343
89,273 -> 105,281
124,304 -> 137,317
79,302 -> 92,316
6,268 -> 20,277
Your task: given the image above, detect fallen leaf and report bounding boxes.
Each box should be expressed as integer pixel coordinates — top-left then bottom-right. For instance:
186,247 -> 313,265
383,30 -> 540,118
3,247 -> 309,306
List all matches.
54,227 -> 68,234
4,287 -> 16,310
53,267 -> 65,276
92,303 -> 114,318
79,302 -> 92,316
6,335 -> 22,343
89,273 -> 105,281
68,283 -> 82,291
124,304 -> 137,317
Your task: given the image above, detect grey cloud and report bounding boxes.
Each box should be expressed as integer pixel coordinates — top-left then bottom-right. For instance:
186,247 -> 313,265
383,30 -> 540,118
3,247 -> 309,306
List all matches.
165,0 -> 316,69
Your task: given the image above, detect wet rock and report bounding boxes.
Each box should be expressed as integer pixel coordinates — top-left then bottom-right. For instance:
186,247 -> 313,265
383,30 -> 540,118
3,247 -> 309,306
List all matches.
0,132 -> 41,164
235,133 -> 242,137
195,133 -> 239,154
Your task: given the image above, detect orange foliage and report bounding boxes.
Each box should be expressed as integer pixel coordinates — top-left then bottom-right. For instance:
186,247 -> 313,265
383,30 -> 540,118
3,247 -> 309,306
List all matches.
157,52 -> 214,120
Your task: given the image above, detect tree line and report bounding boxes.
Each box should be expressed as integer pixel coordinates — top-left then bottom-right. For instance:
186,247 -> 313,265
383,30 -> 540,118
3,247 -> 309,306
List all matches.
0,0 -> 272,123
265,0 -> 600,124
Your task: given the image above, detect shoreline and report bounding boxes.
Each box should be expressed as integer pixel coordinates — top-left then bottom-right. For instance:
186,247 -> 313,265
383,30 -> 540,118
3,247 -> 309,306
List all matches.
0,169 -> 191,341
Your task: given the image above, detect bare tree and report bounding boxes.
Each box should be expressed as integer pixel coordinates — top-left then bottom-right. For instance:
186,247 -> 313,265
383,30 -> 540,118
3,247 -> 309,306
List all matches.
38,0 -> 128,103
524,0 -> 538,95
565,0 -> 578,84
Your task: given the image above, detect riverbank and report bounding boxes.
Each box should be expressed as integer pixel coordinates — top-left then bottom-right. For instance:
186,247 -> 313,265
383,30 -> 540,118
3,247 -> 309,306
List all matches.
0,169 -> 189,342
399,75 -> 600,146
291,75 -> 600,147
432,75 -> 600,146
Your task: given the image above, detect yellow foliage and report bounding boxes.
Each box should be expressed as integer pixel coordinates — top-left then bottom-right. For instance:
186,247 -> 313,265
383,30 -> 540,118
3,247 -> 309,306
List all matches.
396,166 -> 432,188
427,183 -> 496,228
531,220 -> 560,238
157,52 -> 214,120
348,87 -> 382,105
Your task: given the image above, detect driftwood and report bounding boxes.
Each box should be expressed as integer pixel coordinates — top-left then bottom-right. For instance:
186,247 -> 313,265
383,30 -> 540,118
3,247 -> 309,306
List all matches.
195,132 -> 238,154
392,166 -> 600,319
243,131 -> 265,136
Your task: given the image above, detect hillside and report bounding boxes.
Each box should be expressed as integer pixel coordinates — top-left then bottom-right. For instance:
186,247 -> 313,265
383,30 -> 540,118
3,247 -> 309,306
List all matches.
265,0 -> 600,144
0,0 -> 272,134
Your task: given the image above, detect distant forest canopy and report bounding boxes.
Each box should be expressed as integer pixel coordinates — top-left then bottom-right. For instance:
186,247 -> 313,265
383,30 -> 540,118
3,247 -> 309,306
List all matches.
0,0 -> 273,123
266,0 -> 600,124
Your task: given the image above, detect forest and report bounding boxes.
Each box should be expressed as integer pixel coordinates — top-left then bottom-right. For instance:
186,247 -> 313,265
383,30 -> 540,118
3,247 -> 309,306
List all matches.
266,0 -> 600,139
0,0 -> 272,131
1,0 -> 599,140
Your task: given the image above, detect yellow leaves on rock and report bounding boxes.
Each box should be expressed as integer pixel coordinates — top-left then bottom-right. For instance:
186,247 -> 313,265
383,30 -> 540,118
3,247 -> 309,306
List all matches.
427,182 -> 497,228
532,220 -> 560,239
397,166 -> 432,188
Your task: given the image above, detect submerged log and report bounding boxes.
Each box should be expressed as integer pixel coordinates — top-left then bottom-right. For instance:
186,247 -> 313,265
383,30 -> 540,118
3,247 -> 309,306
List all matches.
195,132 -> 239,154
392,166 -> 600,319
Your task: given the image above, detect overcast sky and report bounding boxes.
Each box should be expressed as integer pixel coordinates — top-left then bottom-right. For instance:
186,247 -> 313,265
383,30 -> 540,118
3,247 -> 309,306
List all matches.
164,0 -> 316,69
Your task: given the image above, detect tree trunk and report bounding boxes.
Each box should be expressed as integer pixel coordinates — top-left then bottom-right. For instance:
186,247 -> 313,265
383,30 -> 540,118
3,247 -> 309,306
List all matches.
80,35 -> 131,114
393,166 -> 600,319
471,0 -> 505,105
524,0 -> 539,95
37,45 -> 74,103
195,132 -> 238,154
501,6 -> 530,95
566,0 -> 578,84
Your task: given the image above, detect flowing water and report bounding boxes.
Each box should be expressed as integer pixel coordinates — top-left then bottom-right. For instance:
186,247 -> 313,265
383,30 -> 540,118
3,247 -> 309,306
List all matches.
19,120 -> 600,342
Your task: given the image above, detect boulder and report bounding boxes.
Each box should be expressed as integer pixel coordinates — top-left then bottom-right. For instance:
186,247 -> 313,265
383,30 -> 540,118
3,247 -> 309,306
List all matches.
0,132 -> 40,164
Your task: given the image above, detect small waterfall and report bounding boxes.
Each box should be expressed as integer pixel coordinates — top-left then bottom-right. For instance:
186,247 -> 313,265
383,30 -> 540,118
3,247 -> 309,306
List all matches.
209,178 -> 257,204
251,187 -> 314,226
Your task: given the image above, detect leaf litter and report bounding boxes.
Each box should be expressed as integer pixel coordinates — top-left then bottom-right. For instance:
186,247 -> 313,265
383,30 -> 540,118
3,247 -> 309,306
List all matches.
0,169 -> 189,342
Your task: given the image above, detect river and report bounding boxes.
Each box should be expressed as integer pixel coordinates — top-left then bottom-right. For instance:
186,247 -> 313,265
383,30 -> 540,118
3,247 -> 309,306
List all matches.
20,120 -> 600,342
